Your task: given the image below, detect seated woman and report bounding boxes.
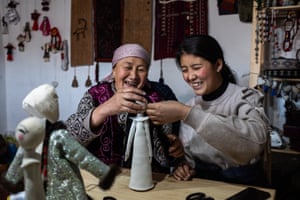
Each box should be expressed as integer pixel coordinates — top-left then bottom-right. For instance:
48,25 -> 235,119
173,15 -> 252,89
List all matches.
65,43 -> 184,174
146,35 -> 271,186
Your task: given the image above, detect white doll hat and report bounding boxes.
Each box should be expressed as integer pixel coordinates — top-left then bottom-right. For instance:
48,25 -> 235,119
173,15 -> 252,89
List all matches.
22,83 -> 59,123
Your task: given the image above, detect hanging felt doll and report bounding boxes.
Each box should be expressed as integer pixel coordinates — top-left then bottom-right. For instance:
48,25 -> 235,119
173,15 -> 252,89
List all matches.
1,16 -> 8,34
50,27 -> 61,53
31,10 -> 40,31
4,0 -> 20,25
16,34 -> 26,52
61,40 -> 69,71
42,43 -> 50,62
39,16 -> 51,36
24,22 -> 31,42
4,43 -> 15,61
41,0 -> 50,12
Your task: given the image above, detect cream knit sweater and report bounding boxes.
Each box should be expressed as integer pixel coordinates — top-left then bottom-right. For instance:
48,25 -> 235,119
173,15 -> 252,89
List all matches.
180,83 -> 270,170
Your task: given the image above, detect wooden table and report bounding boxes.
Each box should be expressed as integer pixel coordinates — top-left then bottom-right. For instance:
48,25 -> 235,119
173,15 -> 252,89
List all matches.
81,169 -> 276,200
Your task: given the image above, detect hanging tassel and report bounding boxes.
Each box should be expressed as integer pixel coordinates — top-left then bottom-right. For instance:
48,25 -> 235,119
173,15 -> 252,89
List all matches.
95,62 -> 99,83
72,68 -> 79,88
159,59 -> 164,84
85,66 -> 92,87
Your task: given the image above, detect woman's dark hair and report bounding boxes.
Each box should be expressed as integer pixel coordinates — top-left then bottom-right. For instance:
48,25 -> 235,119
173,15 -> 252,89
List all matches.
175,34 -> 236,84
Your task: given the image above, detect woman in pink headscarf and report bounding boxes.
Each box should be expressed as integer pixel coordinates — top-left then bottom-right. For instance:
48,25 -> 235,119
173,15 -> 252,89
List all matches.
66,43 -> 184,173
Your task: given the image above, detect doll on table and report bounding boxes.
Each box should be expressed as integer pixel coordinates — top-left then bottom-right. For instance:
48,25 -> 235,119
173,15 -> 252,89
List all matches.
3,83 -> 120,200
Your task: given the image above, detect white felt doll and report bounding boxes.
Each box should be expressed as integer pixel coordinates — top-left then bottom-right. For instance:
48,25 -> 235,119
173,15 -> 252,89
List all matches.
5,83 -> 120,200
15,116 -> 46,200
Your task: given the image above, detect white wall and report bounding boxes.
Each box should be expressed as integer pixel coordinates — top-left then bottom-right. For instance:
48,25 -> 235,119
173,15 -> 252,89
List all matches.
0,0 -> 253,133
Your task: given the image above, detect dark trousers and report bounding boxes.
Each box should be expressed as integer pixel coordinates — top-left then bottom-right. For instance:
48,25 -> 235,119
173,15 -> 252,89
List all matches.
194,159 -> 269,187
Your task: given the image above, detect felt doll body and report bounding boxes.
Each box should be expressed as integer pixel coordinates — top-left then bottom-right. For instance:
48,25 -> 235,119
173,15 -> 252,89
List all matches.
15,116 -> 46,200
125,113 -> 153,191
4,83 -> 120,199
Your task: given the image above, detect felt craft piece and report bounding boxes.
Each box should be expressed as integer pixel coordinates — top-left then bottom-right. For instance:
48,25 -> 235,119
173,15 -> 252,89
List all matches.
24,22 -> 31,42
93,0 -> 122,62
61,40 -> 69,71
122,0 -> 152,54
16,34 -> 26,52
42,43 -> 50,62
2,16 -> 9,34
5,0 -> 20,25
50,27 -> 62,53
125,113 -> 153,191
4,43 -> 15,61
71,0 -> 93,66
217,0 -> 238,15
31,10 -> 40,31
41,0 -> 50,12
5,83 -> 121,199
39,16 -> 51,36
154,0 -> 208,60
15,117 -> 46,200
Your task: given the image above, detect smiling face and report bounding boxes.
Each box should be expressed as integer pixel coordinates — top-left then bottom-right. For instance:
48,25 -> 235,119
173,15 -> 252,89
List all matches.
179,54 -> 223,96
112,56 -> 148,90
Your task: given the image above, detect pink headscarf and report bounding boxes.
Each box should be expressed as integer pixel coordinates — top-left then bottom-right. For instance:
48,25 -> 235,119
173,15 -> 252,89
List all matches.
102,43 -> 150,82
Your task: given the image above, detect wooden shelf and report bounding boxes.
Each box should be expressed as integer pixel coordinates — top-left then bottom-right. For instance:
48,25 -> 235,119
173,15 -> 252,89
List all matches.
271,77 -> 300,82
268,5 -> 300,11
272,146 -> 300,155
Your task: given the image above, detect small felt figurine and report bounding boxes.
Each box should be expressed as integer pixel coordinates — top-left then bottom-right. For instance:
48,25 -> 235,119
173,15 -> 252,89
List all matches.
1,16 -> 8,34
4,83 -> 120,200
24,22 -> 31,42
125,112 -> 154,191
41,0 -> 51,12
4,43 -> 15,61
39,16 -> 51,36
50,27 -> 61,53
16,34 -> 26,52
61,40 -> 69,71
42,43 -> 50,62
31,10 -> 40,31
4,0 -> 20,25
15,116 -> 46,200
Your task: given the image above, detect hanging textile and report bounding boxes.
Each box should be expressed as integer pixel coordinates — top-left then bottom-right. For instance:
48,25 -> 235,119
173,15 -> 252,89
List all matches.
122,0 -> 152,54
71,0 -> 93,66
154,0 -> 208,60
217,0 -> 238,15
93,0 -> 123,62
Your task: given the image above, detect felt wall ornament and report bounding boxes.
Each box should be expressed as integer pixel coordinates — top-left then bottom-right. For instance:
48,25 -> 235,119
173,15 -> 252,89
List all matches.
41,0 -> 50,12
50,27 -> 62,53
60,40 -> 69,71
31,10 -> 40,31
16,34 -> 25,52
1,16 -> 8,34
5,0 -> 20,25
41,43 -> 50,62
39,16 -> 51,36
24,22 -> 31,42
4,43 -> 15,61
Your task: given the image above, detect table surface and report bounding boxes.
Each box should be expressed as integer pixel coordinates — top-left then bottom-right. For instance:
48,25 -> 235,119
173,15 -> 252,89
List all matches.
82,169 -> 276,200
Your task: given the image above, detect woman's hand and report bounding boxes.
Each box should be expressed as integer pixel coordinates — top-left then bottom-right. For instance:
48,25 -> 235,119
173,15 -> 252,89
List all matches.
107,87 -> 147,115
146,101 -> 191,125
91,88 -> 147,128
167,134 -> 184,158
172,163 -> 195,181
